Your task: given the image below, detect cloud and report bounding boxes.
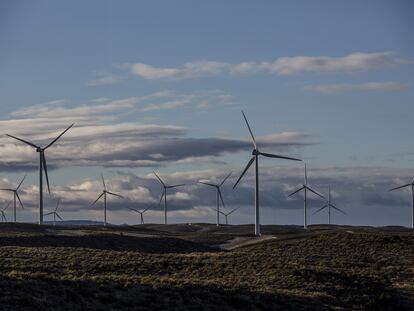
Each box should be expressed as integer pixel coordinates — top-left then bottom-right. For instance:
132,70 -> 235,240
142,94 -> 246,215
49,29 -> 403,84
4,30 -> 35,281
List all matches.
124,52 -> 409,80
304,81 -> 408,94
87,71 -> 123,86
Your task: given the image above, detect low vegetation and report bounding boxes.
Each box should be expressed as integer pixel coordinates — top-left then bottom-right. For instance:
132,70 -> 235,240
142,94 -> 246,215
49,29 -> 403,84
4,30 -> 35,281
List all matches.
0,224 -> 412,310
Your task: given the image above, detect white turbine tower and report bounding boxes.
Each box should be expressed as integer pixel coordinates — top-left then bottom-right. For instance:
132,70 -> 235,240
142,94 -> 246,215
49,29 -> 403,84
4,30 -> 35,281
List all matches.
213,206 -> 241,225
0,175 -> 26,222
389,178 -> 414,230
233,111 -> 302,236
128,207 -> 150,225
44,199 -> 63,226
91,174 -> 123,226
287,164 -> 324,229
1,201 -> 11,223
199,172 -> 232,226
313,185 -> 346,224
7,124 -> 74,224
153,171 -> 185,225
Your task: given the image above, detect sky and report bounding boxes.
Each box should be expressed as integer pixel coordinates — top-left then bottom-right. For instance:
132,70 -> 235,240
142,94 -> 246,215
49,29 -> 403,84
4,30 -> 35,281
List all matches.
0,0 -> 413,227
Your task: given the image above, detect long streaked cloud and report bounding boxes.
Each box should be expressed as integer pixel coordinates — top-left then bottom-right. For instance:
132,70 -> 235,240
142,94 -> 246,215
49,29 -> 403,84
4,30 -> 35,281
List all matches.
122,52 -> 409,80
304,81 -> 408,94
87,71 -> 123,86
0,91 -> 312,171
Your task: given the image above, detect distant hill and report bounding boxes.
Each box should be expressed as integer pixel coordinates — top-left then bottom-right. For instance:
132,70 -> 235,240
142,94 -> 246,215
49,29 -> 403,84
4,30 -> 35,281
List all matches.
43,220 -> 105,226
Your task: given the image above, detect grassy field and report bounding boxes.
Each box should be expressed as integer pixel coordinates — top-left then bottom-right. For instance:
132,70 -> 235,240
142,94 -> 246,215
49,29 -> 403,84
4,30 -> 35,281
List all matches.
0,223 -> 412,310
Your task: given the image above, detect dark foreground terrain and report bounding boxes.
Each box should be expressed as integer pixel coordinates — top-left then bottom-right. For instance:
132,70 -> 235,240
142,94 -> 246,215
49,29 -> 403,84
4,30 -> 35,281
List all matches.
0,223 -> 412,310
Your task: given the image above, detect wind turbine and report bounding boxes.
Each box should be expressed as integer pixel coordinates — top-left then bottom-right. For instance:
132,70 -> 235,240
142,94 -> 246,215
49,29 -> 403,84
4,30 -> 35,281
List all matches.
389,178 -> 414,230
1,201 -> 11,223
313,185 -> 346,224
199,172 -> 232,226
213,206 -> 241,225
233,110 -> 302,236
91,174 -> 123,226
128,207 -> 150,224
44,198 -> 63,226
153,171 -> 185,225
7,124 -> 74,224
287,164 -> 324,229
0,175 -> 26,222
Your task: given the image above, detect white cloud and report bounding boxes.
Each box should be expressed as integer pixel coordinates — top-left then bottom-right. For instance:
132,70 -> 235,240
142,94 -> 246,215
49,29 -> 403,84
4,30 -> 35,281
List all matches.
87,71 -> 122,86
304,81 -> 408,94
124,52 -> 409,80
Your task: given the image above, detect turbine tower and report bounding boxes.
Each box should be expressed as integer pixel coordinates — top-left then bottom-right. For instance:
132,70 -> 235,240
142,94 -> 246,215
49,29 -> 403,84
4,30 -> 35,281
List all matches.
153,171 -> 185,225
0,175 -> 26,222
7,124 -> 74,224
313,185 -> 346,224
287,164 -> 324,229
44,198 -> 63,226
128,207 -> 150,224
199,172 -> 232,226
1,201 -> 11,223
389,178 -> 414,230
233,110 -> 302,236
91,174 -> 123,226
213,206 -> 240,225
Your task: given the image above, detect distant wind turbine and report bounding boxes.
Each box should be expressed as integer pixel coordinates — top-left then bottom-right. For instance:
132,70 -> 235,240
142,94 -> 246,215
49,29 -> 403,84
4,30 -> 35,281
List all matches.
153,171 -> 185,225
1,201 -> 11,223
0,175 -> 26,222
44,199 -> 63,226
213,206 -> 241,225
128,207 -> 150,224
313,185 -> 346,224
91,174 -> 123,226
389,179 -> 414,230
7,124 -> 74,224
287,164 -> 324,229
199,172 -> 232,226
233,110 -> 302,236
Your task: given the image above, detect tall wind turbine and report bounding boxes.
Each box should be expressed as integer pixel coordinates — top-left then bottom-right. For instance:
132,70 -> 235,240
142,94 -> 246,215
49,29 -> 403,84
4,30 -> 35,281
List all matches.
389,178 -> 414,230
153,171 -> 185,225
44,199 -> 63,226
1,201 -> 11,223
7,124 -> 74,224
199,172 -> 232,226
213,206 -> 241,225
233,111 -> 302,236
91,174 -> 123,226
313,185 -> 346,224
0,175 -> 25,222
287,164 -> 324,229
128,207 -> 150,224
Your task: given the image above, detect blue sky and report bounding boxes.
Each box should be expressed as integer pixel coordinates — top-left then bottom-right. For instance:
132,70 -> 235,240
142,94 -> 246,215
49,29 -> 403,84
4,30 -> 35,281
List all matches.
0,1 -> 413,226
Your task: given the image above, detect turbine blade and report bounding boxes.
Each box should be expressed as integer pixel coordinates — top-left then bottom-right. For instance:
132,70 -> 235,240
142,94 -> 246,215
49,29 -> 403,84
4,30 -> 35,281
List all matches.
211,207 -> 226,216
56,213 -> 63,221
304,164 -> 308,185
4,200 -> 12,211
55,198 -> 61,212
168,184 -> 185,188
228,206 -> 241,215
241,110 -> 257,148
259,151 -> 302,162
106,191 -> 123,198
233,156 -> 255,189
0,189 -> 14,192
331,204 -> 346,215
389,183 -> 411,191
306,186 -> 325,199
42,153 -> 51,194
142,206 -> 150,213
16,193 -> 24,209
6,134 -> 39,149
16,174 -> 26,191
43,212 -> 54,216
128,207 -> 140,213
287,186 -> 305,198
44,123 -> 74,149
312,205 -> 327,215
219,172 -> 232,187
159,190 -> 165,205
218,189 -> 225,207
153,171 -> 165,186
101,174 -> 106,190
199,181 -> 217,187
91,192 -> 104,206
